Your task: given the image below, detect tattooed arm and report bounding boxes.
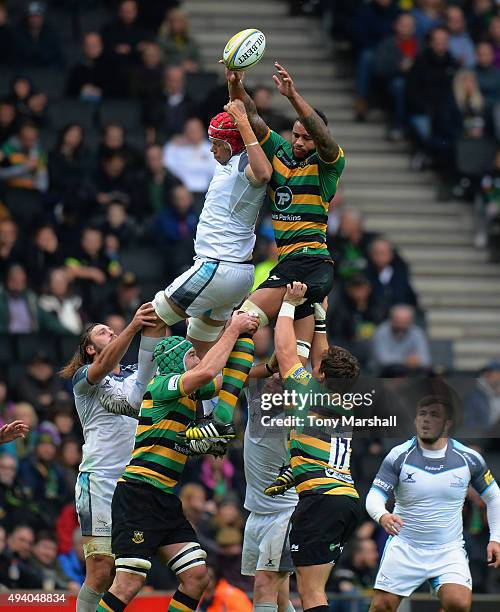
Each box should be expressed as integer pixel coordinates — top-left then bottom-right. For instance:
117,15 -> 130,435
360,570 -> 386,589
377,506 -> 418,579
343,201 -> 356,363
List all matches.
272,61 -> 340,162
225,67 -> 269,142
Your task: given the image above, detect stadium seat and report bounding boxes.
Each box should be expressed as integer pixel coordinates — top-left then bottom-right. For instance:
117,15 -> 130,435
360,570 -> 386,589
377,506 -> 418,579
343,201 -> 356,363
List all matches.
3,188 -> 44,229
120,247 -> 164,283
186,72 -> 219,105
429,339 -> 454,372
455,137 -> 497,180
7,364 -> 25,389
98,99 -> 141,130
47,99 -> 98,133
58,334 -> 79,364
26,69 -> 66,101
0,334 -> 15,366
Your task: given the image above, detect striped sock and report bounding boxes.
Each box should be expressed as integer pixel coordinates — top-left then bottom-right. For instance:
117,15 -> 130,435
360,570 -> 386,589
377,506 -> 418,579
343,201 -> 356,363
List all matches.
96,591 -> 126,612
214,335 -> 254,424
168,589 -> 200,612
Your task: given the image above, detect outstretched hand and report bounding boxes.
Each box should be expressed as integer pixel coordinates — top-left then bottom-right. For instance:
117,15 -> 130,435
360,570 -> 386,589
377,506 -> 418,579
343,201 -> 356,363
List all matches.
224,99 -> 247,125
284,281 -> 307,306
220,61 -> 245,86
272,62 -> 296,99
0,420 -> 29,445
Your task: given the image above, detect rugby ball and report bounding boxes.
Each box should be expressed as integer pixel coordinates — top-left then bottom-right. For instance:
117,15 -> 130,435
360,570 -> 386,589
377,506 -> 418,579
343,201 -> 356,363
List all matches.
223,28 -> 266,71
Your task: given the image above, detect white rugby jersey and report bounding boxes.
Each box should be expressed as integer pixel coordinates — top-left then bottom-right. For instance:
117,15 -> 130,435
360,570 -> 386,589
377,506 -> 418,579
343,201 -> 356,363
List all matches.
243,386 -> 298,514
73,364 -> 139,479
194,151 -> 266,263
370,437 -> 497,547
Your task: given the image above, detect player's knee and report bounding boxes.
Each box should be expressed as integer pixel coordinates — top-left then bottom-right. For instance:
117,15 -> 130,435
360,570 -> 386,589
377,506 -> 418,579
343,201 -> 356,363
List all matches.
178,565 -> 209,597
441,597 -> 470,612
240,300 -> 269,328
370,593 -> 397,612
152,291 -> 186,325
254,571 -> 279,600
187,317 -> 224,342
85,554 -> 114,592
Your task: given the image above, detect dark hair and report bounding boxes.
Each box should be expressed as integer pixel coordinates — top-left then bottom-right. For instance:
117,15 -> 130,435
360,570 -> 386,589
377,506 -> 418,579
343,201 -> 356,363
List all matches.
319,345 -> 360,391
59,323 -> 99,379
416,395 -> 454,421
34,530 -> 57,545
56,123 -> 84,151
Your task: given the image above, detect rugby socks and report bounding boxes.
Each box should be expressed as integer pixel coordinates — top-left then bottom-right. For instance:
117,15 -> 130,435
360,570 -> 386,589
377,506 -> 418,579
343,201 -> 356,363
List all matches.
214,335 -> 254,424
254,604 -> 278,611
128,335 -> 163,408
284,604 -> 296,612
168,590 -> 199,612
76,583 -> 101,612
96,591 -> 126,612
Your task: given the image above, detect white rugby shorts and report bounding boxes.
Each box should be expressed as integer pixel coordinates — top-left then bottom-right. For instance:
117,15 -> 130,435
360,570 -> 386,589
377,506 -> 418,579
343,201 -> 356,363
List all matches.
374,536 -> 472,597
165,258 -> 254,322
241,508 -> 295,576
75,472 -> 117,537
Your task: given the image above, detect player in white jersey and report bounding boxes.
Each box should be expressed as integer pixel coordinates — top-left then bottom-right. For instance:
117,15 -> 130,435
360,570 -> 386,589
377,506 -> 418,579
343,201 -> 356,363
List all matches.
366,395 -> 500,612
150,99 -> 272,357
59,303 -> 160,612
242,378 -> 298,612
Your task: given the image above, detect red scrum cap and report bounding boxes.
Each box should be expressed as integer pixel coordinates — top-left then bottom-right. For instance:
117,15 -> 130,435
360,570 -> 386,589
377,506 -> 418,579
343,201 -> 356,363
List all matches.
208,112 -> 245,156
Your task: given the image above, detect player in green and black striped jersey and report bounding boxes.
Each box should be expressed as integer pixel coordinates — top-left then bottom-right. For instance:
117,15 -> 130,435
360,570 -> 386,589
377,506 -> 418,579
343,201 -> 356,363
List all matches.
269,282 -> 362,612
226,62 -> 344,359
97,313 -> 258,612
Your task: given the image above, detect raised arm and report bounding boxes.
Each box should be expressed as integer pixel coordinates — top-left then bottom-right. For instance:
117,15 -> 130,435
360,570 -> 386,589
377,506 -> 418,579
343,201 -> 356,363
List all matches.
310,299 -> 328,373
272,62 -> 340,162
225,67 -> 269,142
87,303 -> 156,384
224,99 -> 272,185
275,282 -> 308,378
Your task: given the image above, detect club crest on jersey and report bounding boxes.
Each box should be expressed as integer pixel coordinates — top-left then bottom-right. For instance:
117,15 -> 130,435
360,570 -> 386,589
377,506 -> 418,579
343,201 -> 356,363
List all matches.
274,185 -> 293,212
450,474 -> 466,488
403,472 -> 416,483
132,531 -> 144,544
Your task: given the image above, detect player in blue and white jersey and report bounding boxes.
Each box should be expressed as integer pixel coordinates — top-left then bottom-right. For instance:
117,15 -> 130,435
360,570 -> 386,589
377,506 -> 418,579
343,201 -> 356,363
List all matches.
60,303 -> 160,612
366,395 -> 500,612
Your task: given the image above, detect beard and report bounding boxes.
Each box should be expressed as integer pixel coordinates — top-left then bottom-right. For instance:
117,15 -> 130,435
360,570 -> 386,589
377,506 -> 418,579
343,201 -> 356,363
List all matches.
419,423 -> 447,444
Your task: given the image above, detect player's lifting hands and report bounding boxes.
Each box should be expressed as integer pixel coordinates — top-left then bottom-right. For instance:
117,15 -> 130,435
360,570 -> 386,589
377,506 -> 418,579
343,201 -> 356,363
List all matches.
283,281 -> 308,306
230,310 -> 259,335
379,512 -> 404,537
487,541 -> 500,568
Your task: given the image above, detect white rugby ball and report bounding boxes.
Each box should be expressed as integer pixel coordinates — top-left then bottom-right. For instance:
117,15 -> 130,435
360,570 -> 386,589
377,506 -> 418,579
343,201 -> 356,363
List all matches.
223,28 -> 266,71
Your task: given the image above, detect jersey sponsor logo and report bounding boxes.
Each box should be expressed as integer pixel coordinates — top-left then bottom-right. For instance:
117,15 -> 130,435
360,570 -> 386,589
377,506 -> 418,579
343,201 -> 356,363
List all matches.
373,478 -> 392,493
325,467 -> 354,484
132,531 -> 144,544
96,515 -> 108,527
403,472 -> 416,483
451,474 -> 466,488
264,558 -> 276,568
484,470 -> 494,485
425,464 -> 444,472
274,185 -> 293,212
168,375 -> 181,391
290,366 -> 311,381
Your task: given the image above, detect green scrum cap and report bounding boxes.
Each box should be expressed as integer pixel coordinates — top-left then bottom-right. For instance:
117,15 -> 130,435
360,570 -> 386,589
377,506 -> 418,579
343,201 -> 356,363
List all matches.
153,336 -> 193,375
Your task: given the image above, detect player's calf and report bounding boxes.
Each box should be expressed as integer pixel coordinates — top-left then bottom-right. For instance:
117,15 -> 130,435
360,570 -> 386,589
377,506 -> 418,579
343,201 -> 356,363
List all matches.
97,569 -> 146,611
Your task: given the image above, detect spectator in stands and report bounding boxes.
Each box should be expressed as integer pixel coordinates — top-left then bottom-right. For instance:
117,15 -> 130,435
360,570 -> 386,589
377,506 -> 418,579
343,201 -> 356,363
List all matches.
104,313 -> 127,334
251,85 -> 289,133
475,42 -> 500,110
0,263 -> 67,334
16,352 -> 66,420
0,99 -> 17,146
58,528 -> 85,586
66,31 -> 116,101
406,27 -> 458,168
453,69 -> 486,131
7,76 -> 47,128
0,524 -> 42,588
467,0 -> 496,42
200,564 -> 252,612
13,2 -> 63,69
100,201 -> 138,246
7,403 -> 38,461
479,149 -> 500,261
156,184 -> 198,275
180,483 -> 217,557
96,123 -> 142,175
163,117 -> 215,202
333,209 -> 378,281
48,123 -> 92,203
142,143 -> 181,214
17,421 -> 68,527
464,360 -> 500,431
215,526 -> 252,592
100,0 -> 148,95
157,8 -> 201,72
0,4 -> 15,66
252,238 -> 278,291
0,122 -> 48,192
365,237 -> 418,318
129,41 -> 164,101
48,399 -> 79,441
252,326 -> 273,362
0,219 -> 22,282
328,274 -> 380,366
57,438 -> 81,494
488,16 -> 500,69
94,151 -> 142,217
353,0 -> 401,121
24,224 -> 66,293
144,65 -> 198,140
411,0 -> 444,41
30,530 -> 79,592
374,12 -> 420,140
0,453 -> 44,531
103,272 -> 141,322
39,268 -> 83,335
446,5 -> 476,68
370,304 -> 431,374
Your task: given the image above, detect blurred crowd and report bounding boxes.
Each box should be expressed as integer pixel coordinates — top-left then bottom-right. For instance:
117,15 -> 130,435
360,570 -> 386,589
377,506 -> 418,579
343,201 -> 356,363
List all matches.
0,0 -> 499,605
